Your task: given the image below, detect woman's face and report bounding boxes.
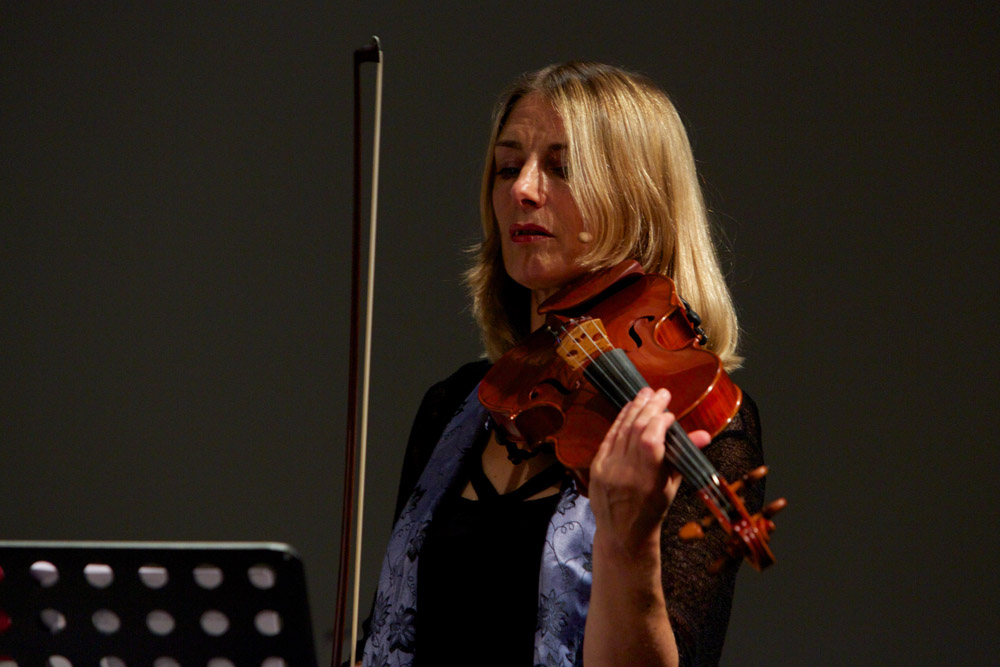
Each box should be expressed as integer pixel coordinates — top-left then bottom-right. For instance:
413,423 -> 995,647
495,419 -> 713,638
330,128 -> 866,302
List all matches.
492,93 -> 589,305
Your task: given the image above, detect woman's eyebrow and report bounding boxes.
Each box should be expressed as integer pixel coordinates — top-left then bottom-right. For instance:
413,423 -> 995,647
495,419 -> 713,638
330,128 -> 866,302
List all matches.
495,140 -> 568,152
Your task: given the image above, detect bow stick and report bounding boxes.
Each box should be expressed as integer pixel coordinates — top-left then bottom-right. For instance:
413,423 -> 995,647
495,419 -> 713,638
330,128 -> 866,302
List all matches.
332,35 -> 382,667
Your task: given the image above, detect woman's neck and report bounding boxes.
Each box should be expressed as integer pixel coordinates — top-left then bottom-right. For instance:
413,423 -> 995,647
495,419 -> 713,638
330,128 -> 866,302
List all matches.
529,288 -> 556,330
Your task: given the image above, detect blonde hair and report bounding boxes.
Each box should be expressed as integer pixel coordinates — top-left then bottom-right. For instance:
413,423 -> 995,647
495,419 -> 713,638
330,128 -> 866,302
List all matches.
466,62 -> 742,370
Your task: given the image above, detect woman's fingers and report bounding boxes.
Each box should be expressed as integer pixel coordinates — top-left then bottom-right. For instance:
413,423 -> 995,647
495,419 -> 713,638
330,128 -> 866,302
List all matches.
594,387 -> 674,474
623,388 -> 672,457
589,388 -> 718,542
597,387 -> 656,463
664,469 -> 684,504
688,429 -> 711,449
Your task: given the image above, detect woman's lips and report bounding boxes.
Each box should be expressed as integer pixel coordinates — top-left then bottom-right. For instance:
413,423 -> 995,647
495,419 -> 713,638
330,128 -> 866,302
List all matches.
509,223 -> 553,243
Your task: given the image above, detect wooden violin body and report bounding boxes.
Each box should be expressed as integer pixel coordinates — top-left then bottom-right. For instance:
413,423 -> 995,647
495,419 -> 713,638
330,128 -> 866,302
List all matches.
479,260 -> 784,571
480,260 -> 740,467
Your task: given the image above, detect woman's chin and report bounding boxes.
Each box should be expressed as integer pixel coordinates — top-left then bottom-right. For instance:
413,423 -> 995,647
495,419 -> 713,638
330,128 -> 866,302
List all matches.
507,263 -> 585,297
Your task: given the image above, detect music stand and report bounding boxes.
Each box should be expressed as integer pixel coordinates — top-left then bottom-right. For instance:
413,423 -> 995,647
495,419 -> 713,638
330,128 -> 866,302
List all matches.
0,541 -> 317,667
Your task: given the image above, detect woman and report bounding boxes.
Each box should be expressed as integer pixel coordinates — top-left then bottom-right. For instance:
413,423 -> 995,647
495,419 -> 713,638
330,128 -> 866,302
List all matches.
360,62 -> 763,667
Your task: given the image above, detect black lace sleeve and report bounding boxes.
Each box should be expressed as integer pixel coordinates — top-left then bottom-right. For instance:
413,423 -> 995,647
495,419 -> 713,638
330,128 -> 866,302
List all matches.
660,392 -> 764,667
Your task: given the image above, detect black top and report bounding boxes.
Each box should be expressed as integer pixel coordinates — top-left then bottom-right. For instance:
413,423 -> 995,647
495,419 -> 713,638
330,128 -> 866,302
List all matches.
415,441 -> 565,665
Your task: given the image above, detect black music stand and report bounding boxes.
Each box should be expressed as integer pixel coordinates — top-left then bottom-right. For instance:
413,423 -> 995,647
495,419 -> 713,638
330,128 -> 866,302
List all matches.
0,541 -> 317,666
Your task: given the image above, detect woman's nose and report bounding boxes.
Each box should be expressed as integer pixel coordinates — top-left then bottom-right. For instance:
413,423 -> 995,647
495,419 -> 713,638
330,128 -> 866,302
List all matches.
511,160 -> 545,208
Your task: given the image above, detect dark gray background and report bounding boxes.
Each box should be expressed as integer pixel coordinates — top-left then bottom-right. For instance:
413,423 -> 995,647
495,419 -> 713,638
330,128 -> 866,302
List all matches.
3,3 -> 997,664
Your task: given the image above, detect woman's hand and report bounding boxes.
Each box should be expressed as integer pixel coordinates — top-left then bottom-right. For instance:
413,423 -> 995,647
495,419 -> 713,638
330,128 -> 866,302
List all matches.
588,387 -> 711,553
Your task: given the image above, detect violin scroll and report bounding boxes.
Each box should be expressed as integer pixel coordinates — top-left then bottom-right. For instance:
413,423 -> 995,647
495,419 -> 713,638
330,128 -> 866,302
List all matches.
679,465 -> 787,573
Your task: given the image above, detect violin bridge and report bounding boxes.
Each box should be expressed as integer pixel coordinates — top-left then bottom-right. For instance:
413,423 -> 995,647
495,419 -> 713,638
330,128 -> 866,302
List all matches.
554,318 -> 613,370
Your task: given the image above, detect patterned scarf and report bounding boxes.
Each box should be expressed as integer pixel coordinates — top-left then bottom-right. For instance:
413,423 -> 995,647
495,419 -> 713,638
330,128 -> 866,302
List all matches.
362,386 -> 596,667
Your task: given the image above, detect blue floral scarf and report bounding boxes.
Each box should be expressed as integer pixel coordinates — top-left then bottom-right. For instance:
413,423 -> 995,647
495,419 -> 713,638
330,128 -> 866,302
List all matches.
362,386 -> 596,666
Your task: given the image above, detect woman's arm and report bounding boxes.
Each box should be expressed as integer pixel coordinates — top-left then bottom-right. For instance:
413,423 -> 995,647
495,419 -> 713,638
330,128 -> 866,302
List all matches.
584,385 -> 765,667
584,387 -> 712,667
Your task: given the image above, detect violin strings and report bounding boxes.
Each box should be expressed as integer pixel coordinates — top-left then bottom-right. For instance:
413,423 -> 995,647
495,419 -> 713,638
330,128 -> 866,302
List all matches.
578,325 -> 724,507
590,341 -> 724,497
578,325 -> 727,505
559,321 -> 633,408
559,321 -> 732,512
579,324 -> 730,512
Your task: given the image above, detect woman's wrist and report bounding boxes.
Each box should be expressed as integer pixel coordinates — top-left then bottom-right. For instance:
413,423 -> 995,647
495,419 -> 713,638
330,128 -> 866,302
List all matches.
587,527 -> 676,667
592,527 -> 665,604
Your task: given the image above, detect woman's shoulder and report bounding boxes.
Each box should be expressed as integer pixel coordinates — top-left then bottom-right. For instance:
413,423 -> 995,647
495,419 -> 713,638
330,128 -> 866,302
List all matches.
392,360 -> 492,523
730,389 -> 761,441
422,359 -> 493,409
704,388 -> 765,508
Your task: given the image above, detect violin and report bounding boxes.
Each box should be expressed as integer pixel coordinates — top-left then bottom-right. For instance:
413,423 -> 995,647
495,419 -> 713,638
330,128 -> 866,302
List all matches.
479,259 -> 786,571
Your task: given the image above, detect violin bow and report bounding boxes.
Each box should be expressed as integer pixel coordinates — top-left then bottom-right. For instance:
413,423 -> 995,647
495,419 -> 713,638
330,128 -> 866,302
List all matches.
332,35 -> 382,667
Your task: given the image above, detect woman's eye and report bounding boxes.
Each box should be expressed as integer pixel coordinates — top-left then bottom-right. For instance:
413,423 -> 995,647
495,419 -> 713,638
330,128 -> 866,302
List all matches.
496,166 -> 520,179
550,165 -> 569,179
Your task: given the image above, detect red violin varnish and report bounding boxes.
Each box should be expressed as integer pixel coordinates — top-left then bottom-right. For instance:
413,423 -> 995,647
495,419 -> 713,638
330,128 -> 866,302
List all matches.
479,260 -> 786,571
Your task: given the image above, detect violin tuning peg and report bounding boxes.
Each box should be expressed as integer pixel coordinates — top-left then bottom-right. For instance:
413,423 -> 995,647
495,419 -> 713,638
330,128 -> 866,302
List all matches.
763,497 -> 787,519
707,556 -> 728,574
732,466 -> 770,495
679,521 -> 705,541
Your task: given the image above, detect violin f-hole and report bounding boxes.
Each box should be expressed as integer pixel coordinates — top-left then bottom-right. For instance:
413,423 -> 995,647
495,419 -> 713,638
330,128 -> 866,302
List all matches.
628,315 -> 655,347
